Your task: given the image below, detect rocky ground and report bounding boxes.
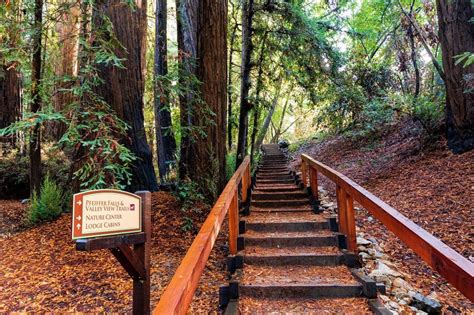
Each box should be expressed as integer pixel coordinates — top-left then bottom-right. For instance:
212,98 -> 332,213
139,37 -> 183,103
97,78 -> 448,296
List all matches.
288,119 -> 473,313
318,190 -> 445,315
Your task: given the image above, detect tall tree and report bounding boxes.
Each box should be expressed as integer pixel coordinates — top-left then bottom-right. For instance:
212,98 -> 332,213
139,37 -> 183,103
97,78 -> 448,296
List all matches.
93,0 -> 158,191
47,0 -> 80,140
0,57 -> 21,144
254,77 -> 283,153
193,0 -> 228,194
154,0 -> 176,182
436,0 -> 474,153
227,0 -> 239,150
30,0 -> 44,196
176,0 -> 198,180
235,0 -> 254,168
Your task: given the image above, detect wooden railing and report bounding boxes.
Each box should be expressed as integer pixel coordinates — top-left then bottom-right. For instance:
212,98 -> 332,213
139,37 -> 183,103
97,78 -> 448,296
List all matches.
154,156 -> 251,314
301,154 -> 474,301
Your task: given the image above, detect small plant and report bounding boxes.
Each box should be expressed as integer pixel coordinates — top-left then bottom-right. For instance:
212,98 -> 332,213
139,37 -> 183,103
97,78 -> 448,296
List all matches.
181,216 -> 194,232
411,96 -> 444,136
175,179 -> 205,209
28,175 -> 65,224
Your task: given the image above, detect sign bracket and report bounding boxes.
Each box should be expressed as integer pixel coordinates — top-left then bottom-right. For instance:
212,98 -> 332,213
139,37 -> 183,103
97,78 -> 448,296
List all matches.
74,190 -> 151,315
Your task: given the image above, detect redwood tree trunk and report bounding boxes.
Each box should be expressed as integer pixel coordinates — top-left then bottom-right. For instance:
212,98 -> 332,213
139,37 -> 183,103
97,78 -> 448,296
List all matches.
192,0 -> 228,195
176,0 -> 198,180
30,0 -> 43,197
154,0 -> 176,182
436,0 -> 474,153
235,0 -> 254,168
47,0 -> 80,140
0,57 -> 21,144
93,0 -> 158,191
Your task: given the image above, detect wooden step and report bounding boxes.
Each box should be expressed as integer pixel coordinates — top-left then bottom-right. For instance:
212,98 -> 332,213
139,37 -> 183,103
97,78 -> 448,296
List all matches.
239,265 -> 363,298
255,178 -> 295,185
256,175 -> 294,181
245,220 -> 328,232
244,212 -> 326,223
251,199 -> 310,207
238,297 -> 374,314
250,206 -> 313,213
252,191 -> 307,201
244,230 -> 337,247
242,246 -> 343,266
253,185 -> 301,193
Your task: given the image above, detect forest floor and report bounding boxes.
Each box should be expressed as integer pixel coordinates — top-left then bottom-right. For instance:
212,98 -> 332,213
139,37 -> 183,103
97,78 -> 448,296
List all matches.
0,191 -> 228,313
288,118 -> 474,313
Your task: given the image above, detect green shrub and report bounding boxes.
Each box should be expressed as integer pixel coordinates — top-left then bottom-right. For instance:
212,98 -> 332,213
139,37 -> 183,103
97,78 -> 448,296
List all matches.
226,151 -> 237,181
28,175 -> 65,224
175,179 -> 205,209
0,145 -> 70,199
411,96 -> 444,135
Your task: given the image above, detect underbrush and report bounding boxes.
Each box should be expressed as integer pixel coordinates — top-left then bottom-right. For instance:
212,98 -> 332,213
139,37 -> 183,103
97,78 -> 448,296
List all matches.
174,179 -> 207,232
28,175 -> 66,225
0,145 -> 71,199
341,94 -> 444,146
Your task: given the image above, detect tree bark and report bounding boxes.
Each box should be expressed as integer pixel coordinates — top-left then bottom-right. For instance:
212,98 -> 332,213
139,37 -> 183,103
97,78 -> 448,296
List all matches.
436,0 -> 474,153
93,0 -> 158,191
227,0 -> 239,150
249,31 -> 269,164
193,0 -> 228,195
235,0 -> 254,168
29,0 -> 44,197
176,0 -> 198,180
47,0 -> 80,140
0,55 -> 21,144
407,1 -> 420,98
255,78 -> 282,151
154,0 -> 176,182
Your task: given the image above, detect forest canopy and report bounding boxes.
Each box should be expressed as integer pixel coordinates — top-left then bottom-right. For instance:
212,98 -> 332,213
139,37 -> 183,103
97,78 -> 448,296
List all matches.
0,0 -> 473,201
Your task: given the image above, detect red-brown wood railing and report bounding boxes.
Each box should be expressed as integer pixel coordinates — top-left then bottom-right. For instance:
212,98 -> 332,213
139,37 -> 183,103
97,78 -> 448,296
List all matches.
301,154 -> 474,301
153,156 -> 251,314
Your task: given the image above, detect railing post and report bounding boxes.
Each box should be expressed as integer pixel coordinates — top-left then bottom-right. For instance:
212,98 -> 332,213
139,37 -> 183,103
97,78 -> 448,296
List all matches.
309,167 -> 319,200
336,184 -> 348,236
301,157 -> 308,188
228,189 -> 239,255
241,168 -> 248,204
344,192 -> 357,252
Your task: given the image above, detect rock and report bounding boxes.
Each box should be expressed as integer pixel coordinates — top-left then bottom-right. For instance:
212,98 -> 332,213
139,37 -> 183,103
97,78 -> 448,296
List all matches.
367,216 -> 374,222
388,301 -> 400,310
393,277 -> 412,291
410,293 -> 442,314
469,255 -> 474,263
358,245 -> 368,252
368,271 -> 391,285
374,250 -> 385,258
427,291 -> 438,300
359,252 -> 371,260
375,261 -> 402,278
379,294 -> 390,303
368,237 -> 378,245
416,311 -> 428,315
357,237 -> 372,246
21,199 -> 29,204
399,300 -> 407,306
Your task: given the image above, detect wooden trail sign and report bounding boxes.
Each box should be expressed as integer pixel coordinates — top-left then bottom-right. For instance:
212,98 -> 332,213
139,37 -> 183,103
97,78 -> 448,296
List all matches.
74,190 -> 151,315
72,189 -> 142,240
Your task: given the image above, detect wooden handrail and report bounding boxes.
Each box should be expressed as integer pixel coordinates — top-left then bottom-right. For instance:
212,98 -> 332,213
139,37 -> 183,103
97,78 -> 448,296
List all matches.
154,156 -> 251,314
301,154 -> 474,301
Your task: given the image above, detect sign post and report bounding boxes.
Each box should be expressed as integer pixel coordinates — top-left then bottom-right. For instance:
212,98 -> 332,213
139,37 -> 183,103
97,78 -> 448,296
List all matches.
73,190 -> 151,315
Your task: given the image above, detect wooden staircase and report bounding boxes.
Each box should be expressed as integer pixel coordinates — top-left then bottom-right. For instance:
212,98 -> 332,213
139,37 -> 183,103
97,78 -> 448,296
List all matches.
223,144 -> 386,314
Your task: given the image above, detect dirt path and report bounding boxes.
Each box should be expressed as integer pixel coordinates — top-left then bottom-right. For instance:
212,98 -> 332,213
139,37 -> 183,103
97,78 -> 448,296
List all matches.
289,122 -> 474,313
